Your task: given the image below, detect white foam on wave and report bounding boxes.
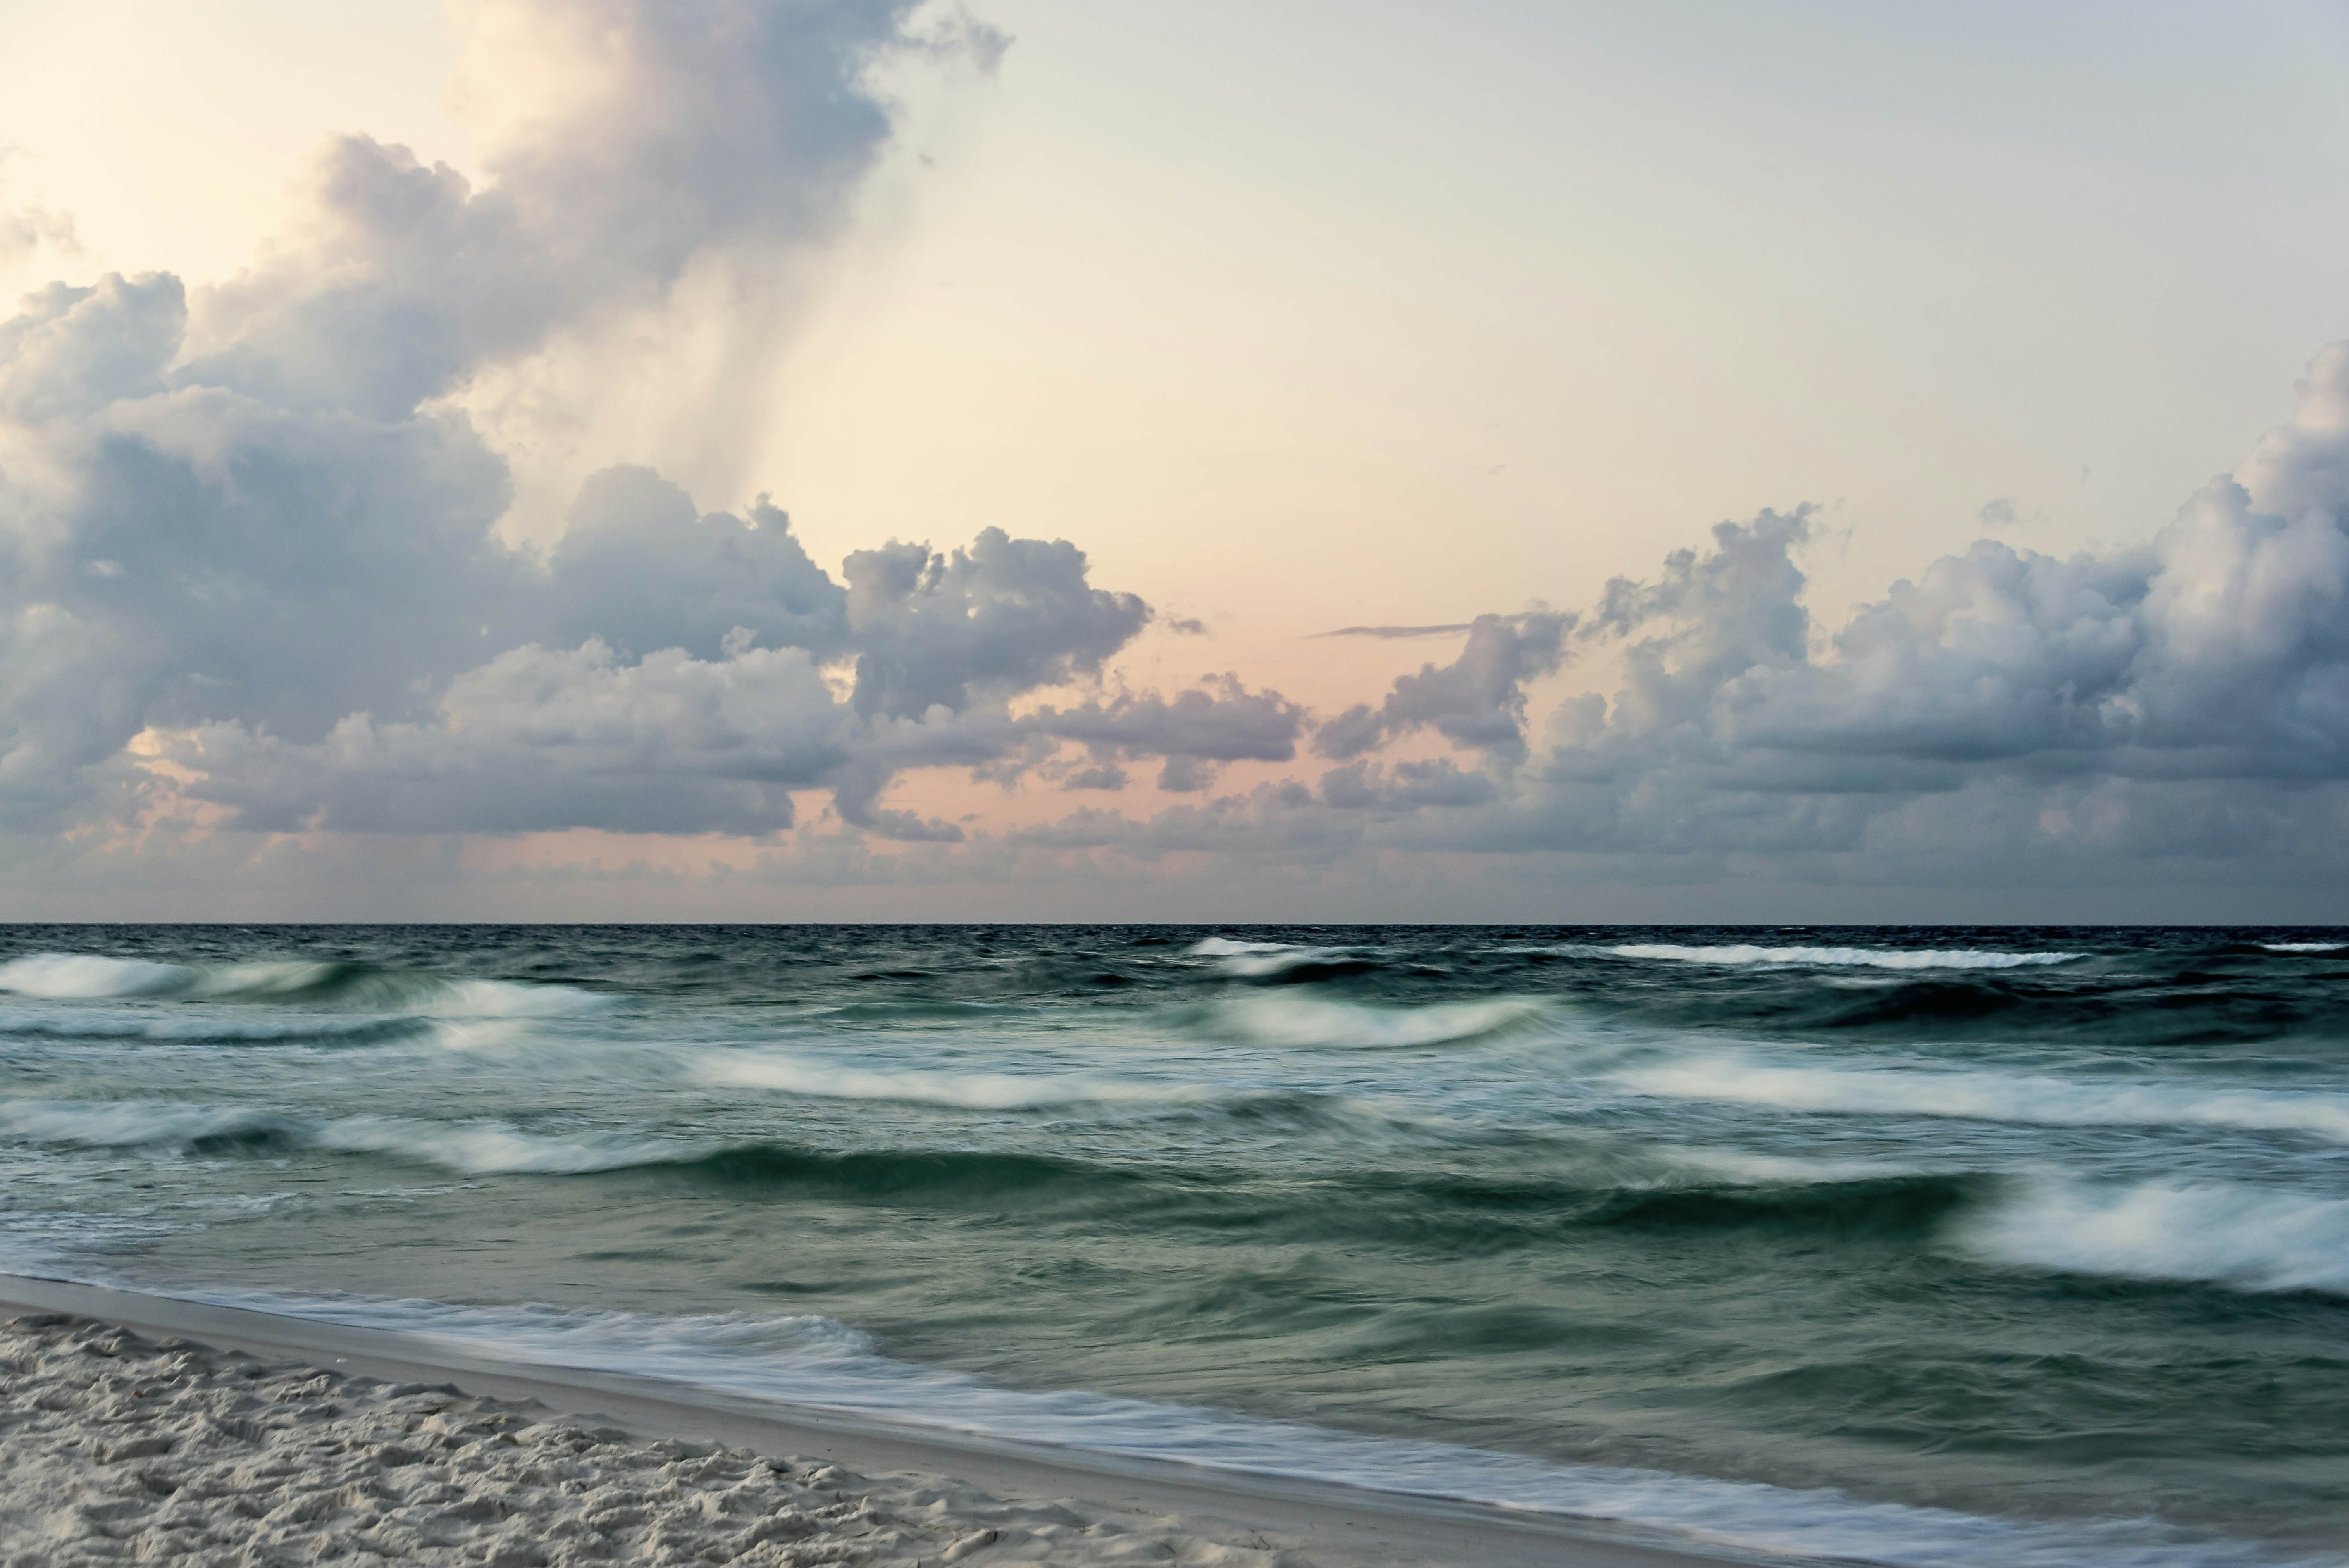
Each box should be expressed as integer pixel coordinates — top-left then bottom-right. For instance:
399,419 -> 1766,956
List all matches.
0,1096 -> 683,1176
1955,1177 -> 2349,1296
0,1097 -> 277,1149
77,1285 -> 2275,1568
0,954 -> 193,998
0,951 -> 607,1018
1211,993 -> 1548,1049
301,1116 -> 676,1175
1185,937 -> 1359,978
2261,942 -> 2344,953
1186,937 -> 1299,957
695,1052 -> 1196,1110
420,979 -> 610,1018
1607,944 -> 2082,970
0,954 -> 353,1000
1618,1059 -> 2349,1143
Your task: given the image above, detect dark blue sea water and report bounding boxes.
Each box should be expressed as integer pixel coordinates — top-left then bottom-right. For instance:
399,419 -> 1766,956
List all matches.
2,925 -> 2345,1565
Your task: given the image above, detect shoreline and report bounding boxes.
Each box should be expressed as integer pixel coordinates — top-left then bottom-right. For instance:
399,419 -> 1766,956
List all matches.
0,1272 -> 1735,1568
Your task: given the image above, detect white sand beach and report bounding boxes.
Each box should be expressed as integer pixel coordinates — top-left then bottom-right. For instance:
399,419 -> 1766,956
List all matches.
0,1277 -> 1717,1568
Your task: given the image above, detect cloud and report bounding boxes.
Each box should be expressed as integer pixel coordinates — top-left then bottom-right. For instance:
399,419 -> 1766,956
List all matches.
999,345 -> 2349,899
541,466 -> 848,662
178,0 -> 952,421
0,0 -> 1278,851
0,153 -> 77,272
1033,675 -> 1308,792
163,639 -> 850,836
9,0 -> 2349,914
3,0 -> 949,832
1314,611 -> 1572,764
840,529 -> 1149,718
1312,622 -> 1475,639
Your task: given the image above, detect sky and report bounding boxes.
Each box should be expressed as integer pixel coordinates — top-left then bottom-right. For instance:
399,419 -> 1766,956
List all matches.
5,0 -> 2349,920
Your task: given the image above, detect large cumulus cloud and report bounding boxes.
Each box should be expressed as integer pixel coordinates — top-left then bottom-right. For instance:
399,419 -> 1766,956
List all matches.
0,0 -> 1292,846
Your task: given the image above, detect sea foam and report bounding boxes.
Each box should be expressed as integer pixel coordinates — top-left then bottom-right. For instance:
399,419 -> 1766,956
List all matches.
1187,937 -> 1360,977
694,1051 -> 1195,1109
0,951 -> 605,1018
1209,993 -> 1548,1048
1955,1177 -> 2349,1296
1606,944 -> 2082,970
1618,1059 -> 2349,1143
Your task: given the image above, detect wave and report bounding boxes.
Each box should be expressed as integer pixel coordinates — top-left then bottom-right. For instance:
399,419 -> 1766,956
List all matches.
418,979 -> 610,1018
694,1051 -> 1197,1109
1954,1177 -> 2349,1296
2261,942 -> 2345,953
14,1282 -> 2270,1568
1605,944 -> 2084,970
1588,1172 -> 1986,1240
0,1097 -> 679,1175
0,950 -> 607,1018
0,1097 -> 1171,1197
1186,937 -> 1369,979
1618,1059 -> 2349,1143
1188,937 -> 1292,956
0,1007 -> 430,1045
1207,993 -> 1548,1048
0,953 -> 337,999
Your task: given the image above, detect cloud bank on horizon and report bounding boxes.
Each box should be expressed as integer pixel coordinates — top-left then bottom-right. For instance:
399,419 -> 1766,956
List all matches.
5,0 -> 2349,917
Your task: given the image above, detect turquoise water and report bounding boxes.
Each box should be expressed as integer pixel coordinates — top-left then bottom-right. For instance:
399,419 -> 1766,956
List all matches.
2,925 -> 2345,1565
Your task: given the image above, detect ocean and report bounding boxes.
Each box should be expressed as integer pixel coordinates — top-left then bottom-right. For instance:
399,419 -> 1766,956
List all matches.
1,924 -> 2343,1566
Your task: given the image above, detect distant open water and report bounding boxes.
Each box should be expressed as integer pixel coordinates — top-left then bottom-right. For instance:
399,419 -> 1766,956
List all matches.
2,925 -> 2345,1566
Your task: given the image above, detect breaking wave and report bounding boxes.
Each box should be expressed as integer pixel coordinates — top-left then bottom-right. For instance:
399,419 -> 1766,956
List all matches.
1605,944 -> 2083,970
0,954 -> 344,1000
1955,1177 -> 2349,1296
0,951 -> 608,1018
1187,937 -> 1371,979
1206,993 -> 1549,1048
1617,1058 -> 2349,1143
694,1051 -> 1197,1109
0,1098 -> 678,1175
